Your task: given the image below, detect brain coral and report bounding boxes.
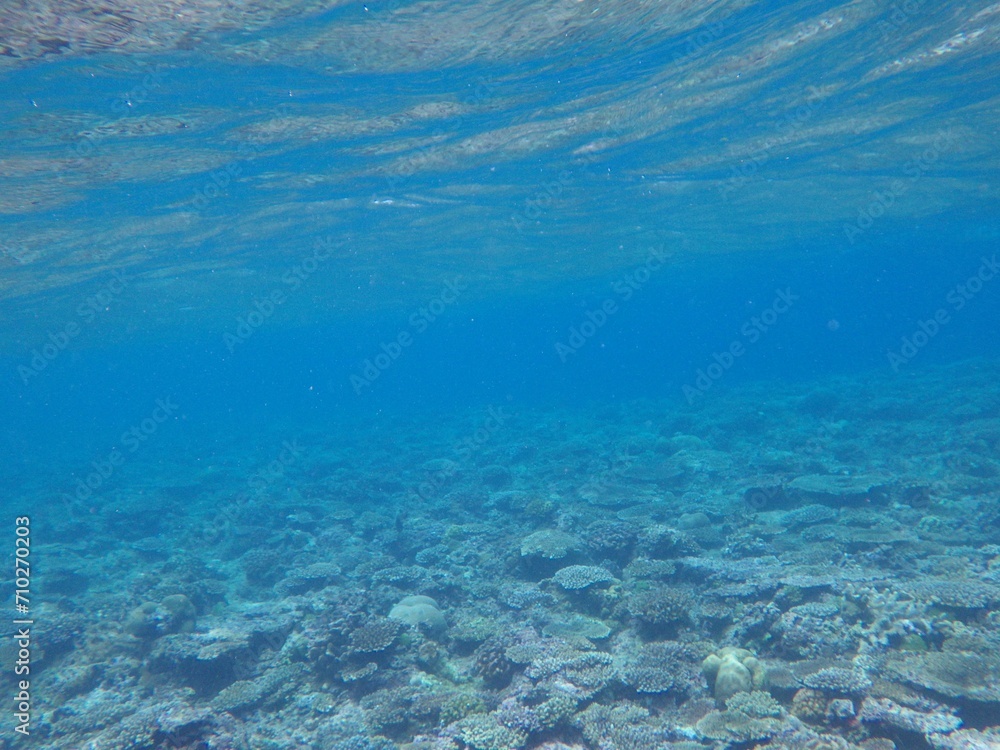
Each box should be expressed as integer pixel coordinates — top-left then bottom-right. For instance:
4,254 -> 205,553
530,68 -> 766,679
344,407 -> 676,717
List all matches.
388,595 -> 446,633
702,647 -> 768,704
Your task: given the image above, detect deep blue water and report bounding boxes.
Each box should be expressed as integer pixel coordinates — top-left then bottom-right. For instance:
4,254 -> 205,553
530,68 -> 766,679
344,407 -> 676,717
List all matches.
4,222 -> 998,464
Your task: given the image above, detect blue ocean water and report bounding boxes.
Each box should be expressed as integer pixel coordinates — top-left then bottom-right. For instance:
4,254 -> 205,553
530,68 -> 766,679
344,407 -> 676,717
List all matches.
2,1 -> 999,748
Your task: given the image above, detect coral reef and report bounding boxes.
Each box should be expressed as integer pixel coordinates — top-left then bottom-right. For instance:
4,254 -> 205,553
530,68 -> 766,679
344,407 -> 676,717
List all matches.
21,365 -> 1000,750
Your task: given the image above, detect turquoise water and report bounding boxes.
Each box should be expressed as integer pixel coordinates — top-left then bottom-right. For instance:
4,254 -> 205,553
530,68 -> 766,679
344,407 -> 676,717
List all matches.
2,1 -> 1000,749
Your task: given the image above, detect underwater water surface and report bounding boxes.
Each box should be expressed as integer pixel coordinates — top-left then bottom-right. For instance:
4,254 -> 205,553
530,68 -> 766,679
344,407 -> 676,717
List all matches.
1,1 -> 1000,749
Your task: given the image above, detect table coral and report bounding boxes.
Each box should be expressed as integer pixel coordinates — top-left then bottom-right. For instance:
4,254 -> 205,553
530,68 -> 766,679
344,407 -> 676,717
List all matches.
858,696 -> 963,735
618,641 -> 703,695
696,690 -> 788,743
552,565 -> 617,590
802,667 -> 873,695
883,651 -> 1000,702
